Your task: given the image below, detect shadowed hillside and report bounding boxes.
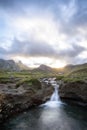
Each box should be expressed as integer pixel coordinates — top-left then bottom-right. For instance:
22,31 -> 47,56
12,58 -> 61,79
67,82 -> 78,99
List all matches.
0,59 -> 29,71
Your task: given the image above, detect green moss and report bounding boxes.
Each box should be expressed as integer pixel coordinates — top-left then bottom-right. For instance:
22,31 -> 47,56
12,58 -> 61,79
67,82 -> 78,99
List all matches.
15,78 -> 41,90
0,77 -> 12,83
56,75 -> 64,80
61,76 -> 84,83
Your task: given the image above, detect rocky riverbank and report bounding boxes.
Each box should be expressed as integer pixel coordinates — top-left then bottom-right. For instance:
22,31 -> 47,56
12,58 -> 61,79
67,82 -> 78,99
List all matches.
58,80 -> 87,107
0,79 -> 53,123
0,77 -> 87,124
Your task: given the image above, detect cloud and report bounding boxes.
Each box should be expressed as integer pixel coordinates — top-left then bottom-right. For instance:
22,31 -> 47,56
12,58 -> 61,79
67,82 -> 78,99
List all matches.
74,0 -> 87,26
9,38 -> 55,57
1,38 -> 85,63
58,44 -> 86,58
0,47 -> 7,54
0,46 -> 9,59
59,0 -> 77,23
0,0 -> 87,67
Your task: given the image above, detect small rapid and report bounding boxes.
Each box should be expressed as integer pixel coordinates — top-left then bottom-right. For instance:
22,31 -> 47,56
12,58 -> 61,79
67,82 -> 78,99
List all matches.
41,78 -> 62,108
50,84 -> 59,101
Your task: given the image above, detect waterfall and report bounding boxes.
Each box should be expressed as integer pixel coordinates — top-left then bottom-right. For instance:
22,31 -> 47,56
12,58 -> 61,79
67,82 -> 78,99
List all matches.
50,85 -> 59,101
41,79 -> 62,108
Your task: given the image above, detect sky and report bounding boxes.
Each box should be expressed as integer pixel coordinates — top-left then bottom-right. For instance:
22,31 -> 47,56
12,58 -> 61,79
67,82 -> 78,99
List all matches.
0,0 -> 87,68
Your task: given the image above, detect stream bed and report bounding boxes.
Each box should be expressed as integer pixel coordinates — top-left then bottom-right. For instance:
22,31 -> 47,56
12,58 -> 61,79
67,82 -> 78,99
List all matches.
1,104 -> 87,130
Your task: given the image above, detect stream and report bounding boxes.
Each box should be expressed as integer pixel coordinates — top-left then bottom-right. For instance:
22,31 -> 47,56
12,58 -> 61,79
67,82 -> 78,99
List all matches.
1,78 -> 87,130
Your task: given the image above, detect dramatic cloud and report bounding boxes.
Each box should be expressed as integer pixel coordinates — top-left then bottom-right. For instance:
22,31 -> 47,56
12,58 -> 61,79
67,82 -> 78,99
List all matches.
0,0 -> 87,67
1,38 -> 85,62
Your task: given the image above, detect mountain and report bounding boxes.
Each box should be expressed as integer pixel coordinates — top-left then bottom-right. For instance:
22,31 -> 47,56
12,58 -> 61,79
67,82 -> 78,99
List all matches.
1,58 -> 87,74
38,64 -> 52,71
32,64 -> 55,73
0,59 -> 29,71
0,59 -> 19,71
63,63 -> 87,74
17,61 -> 29,70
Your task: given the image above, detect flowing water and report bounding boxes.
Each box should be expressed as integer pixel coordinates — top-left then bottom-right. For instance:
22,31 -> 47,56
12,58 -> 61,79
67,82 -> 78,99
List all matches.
1,79 -> 87,130
50,84 -> 59,101
41,80 -> 62,108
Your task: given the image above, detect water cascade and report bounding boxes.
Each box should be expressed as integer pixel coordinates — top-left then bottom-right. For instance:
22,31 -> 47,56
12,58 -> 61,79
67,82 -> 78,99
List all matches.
42,78 -> 62,108
50,84 -> 59,101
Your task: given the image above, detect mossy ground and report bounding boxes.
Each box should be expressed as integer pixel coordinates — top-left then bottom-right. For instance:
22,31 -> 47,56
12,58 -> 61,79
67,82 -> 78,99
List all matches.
56,68 -> 87,83
0,67 -> 87,84
0,70 -> 58,88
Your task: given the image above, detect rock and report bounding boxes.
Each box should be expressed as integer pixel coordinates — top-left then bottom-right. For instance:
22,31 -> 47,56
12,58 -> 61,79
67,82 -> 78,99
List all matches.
0,79 -> 53,123
59,81 -> 87,106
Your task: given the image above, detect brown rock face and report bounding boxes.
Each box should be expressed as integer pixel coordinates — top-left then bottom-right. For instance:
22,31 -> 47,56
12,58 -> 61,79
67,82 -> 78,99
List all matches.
0,81 -> 53,123
59,81 -> 87,106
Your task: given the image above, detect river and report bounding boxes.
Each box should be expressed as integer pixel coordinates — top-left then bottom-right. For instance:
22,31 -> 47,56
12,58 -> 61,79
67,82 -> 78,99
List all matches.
1,78 -> 87,130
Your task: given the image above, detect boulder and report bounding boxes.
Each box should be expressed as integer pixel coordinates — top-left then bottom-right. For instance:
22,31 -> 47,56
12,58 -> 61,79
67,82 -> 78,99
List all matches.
59,81 -> 87,106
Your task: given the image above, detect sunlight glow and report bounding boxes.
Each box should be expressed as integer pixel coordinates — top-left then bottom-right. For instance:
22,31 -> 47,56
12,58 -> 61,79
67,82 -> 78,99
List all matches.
12,56 -> 66,68
50,60 -> 66,68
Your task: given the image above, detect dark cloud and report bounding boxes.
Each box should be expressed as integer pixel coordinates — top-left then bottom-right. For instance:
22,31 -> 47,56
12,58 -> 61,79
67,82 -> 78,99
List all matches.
59,44 -> 86,58
66,55 -> 87,65
9,38 -> 56,57
0,36 -> 86,65
2,38 -> 85,61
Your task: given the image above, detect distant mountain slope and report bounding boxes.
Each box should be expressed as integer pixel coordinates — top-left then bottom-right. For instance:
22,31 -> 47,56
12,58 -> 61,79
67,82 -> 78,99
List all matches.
1,58 -> 87,74
0,59 -> 29,71
17,61 -> 29,70
32,64 -> 56,73
32,63 -> 87,74
62,63 -> 87,74
0,59 -> 19,71
37,64 -> 52,71
67,67 -> 87,79
63,65 -> 87,81
69,68 -> 87,75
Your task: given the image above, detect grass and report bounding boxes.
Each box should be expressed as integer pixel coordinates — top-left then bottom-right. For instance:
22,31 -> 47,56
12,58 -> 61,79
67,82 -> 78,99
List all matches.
56,75 -> 65,80
57,68 -> 87,83
0,66 -> 87,84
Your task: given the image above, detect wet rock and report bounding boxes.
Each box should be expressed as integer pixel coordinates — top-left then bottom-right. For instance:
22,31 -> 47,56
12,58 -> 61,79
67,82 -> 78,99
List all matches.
0,79 -> 53,123
59,81 -> 87,106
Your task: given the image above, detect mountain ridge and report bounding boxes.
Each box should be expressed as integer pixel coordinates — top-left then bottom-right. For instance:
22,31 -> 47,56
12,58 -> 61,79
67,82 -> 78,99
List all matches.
0,59 -> 29,71
0,58 -> 87,73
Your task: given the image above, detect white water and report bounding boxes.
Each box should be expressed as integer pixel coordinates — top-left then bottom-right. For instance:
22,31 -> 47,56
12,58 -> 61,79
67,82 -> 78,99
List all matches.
41,79 -> 62,108
50,84 -> 59,101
